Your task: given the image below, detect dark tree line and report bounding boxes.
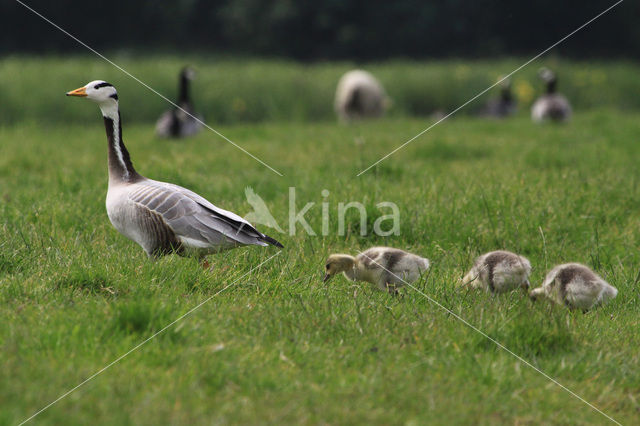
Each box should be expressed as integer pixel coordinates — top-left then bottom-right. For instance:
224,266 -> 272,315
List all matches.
2,0 -> 638,60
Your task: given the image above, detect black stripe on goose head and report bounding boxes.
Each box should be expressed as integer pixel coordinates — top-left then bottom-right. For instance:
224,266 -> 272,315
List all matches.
94,82 -> 113,90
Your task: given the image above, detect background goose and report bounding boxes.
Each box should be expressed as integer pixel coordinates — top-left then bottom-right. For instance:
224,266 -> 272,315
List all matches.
479,76 -> 516,118
67,80 -> 282,261
156,67 -> 204,138
530,263 -> 617,310
531,67 -> 572,123
323,247 -> 429,293
460,250 -> 531,293
334,70 -> 388,122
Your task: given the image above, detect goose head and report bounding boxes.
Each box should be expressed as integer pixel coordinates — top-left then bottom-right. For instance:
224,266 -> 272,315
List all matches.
538,67 -> 556,83
67,80 -> 119,117
181,67 -> 196,80
323,254 -> 355,282
538,68 -> 558,93
497,75 -> 512,100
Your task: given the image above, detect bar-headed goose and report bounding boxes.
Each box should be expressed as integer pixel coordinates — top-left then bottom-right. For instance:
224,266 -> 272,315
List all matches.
323,247 -> 430,293
530,263 -> 617,310
460,250 -> 531,293
156,67 -> 203,138
67,80 -> 282,261
334,70 -> 388,122
480,76 -> 516,118
531,67 -> 572,123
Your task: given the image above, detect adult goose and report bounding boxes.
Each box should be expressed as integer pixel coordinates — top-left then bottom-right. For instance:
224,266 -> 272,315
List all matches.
156,67 -> 203,138
531,67 -> 572,123
530,263 -> 617,311
334,70 -> 388,122
480,76 -> 516,118
323,247 -> 430,294
67,80 -> 283,262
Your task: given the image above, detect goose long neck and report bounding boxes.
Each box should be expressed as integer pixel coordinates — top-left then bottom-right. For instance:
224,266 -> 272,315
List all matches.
178,73 -> 191,104
101,106 -> 141,184
500,87 -> 512,102
546,79 -> 557,94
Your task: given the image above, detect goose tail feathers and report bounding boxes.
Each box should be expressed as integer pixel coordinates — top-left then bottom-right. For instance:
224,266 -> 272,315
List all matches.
260,234 -> 284,248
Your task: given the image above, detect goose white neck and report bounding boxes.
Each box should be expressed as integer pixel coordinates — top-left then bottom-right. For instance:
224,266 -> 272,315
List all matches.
99,101 -> 140,184
99,100 -> 119,120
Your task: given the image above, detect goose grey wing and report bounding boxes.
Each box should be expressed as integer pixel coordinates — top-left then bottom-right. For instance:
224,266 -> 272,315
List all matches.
155,110 -> 175,137
128,182 -> 270,248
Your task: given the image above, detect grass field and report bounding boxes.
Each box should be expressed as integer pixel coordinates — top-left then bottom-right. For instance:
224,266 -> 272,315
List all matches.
2,56 -> 640,125
1,58 -> 640,425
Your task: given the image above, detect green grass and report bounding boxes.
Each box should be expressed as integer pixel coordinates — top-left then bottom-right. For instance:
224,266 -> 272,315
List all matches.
2,56 -> 640,125
2,58 -> 640,425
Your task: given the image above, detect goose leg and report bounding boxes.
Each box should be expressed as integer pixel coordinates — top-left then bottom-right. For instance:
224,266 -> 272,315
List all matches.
200,258 -> 214,271
386,282 -> 399,296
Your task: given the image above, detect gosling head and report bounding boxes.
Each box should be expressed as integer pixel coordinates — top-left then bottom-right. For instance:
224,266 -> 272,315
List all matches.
323,254 -> 355,283
529,286 -> 545,302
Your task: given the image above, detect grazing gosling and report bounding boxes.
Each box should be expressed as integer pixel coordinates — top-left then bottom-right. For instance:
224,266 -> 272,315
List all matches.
530,263 -> 617,310
531,67 -> 572,123
323,247 -> 430,293
461,250 -> 531,293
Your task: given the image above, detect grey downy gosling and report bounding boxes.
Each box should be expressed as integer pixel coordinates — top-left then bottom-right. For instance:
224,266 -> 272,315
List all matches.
156,67 -> 204,138
67,81 -> 282,264
460,250 -> 531,293
531,67 -> 572,123
529,263 -> 617,311
323,247 -> 430,293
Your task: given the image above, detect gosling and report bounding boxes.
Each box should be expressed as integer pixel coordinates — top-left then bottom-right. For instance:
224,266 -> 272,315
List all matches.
461,250 -> 531,293
323,247 -> 430,294
529,263 -> 617,311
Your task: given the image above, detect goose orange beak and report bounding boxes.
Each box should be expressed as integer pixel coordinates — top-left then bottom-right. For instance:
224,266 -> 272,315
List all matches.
66,86 -> 87,97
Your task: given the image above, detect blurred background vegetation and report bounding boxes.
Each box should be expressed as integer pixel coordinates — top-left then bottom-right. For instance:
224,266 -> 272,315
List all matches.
2,0 -> 638,60
1,1 -> 638,125
1,57 -> 639,124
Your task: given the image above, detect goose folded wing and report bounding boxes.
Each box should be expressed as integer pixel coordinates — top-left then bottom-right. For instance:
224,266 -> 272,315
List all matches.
129,181 -> 267,247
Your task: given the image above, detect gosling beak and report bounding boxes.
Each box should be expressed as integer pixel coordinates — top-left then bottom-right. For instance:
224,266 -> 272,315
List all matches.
323,273 -> 332,283
66,86 -> 87,97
